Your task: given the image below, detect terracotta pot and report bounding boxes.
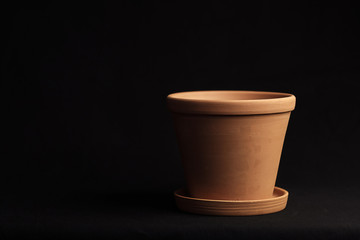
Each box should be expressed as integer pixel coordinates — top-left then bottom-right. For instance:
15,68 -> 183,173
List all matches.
167,90 -> 296,215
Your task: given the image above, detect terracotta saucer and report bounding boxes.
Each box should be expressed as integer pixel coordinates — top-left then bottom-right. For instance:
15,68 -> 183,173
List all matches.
174,187 -> 289,216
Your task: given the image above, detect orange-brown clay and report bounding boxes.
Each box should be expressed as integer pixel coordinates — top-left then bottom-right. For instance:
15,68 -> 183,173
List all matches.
174,187 -> 288,216
167,91 -> 296,215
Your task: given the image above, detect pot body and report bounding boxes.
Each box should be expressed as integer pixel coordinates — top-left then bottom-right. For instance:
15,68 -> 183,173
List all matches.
168,91 -> 295,200
172,112 -> 290,200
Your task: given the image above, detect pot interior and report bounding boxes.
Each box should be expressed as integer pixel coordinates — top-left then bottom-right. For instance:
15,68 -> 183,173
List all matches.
170,91 -> 291,101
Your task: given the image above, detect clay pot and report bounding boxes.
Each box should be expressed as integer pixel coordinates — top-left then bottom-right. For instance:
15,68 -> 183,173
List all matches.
167,90 -> 295,214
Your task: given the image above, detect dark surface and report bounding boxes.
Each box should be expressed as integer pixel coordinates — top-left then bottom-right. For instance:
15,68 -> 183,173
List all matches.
1,1 -> 360,239
1,186 -> 360,239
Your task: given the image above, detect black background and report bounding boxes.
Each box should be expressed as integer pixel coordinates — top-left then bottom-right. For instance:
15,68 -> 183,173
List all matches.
1,1 -> 360,239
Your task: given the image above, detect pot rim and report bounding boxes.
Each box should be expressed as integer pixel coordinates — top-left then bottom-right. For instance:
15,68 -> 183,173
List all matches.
167,90 -> 296,115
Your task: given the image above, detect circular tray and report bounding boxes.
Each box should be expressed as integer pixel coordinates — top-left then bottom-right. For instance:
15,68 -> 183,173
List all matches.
174,186 -> 288,216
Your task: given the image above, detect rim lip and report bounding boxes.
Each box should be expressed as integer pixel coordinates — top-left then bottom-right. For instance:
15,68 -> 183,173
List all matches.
167,90 -> 296,115
174,186 -> 288,203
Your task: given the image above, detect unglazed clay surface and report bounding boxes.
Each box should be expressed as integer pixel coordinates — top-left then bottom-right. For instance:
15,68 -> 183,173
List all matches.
171,112 -> 290,200
174,187 -> 288,216
167,90 -> 295,115
167,91 -> 295,213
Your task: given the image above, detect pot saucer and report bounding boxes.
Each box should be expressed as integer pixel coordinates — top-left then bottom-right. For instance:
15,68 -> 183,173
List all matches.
174,187 -> 288,216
